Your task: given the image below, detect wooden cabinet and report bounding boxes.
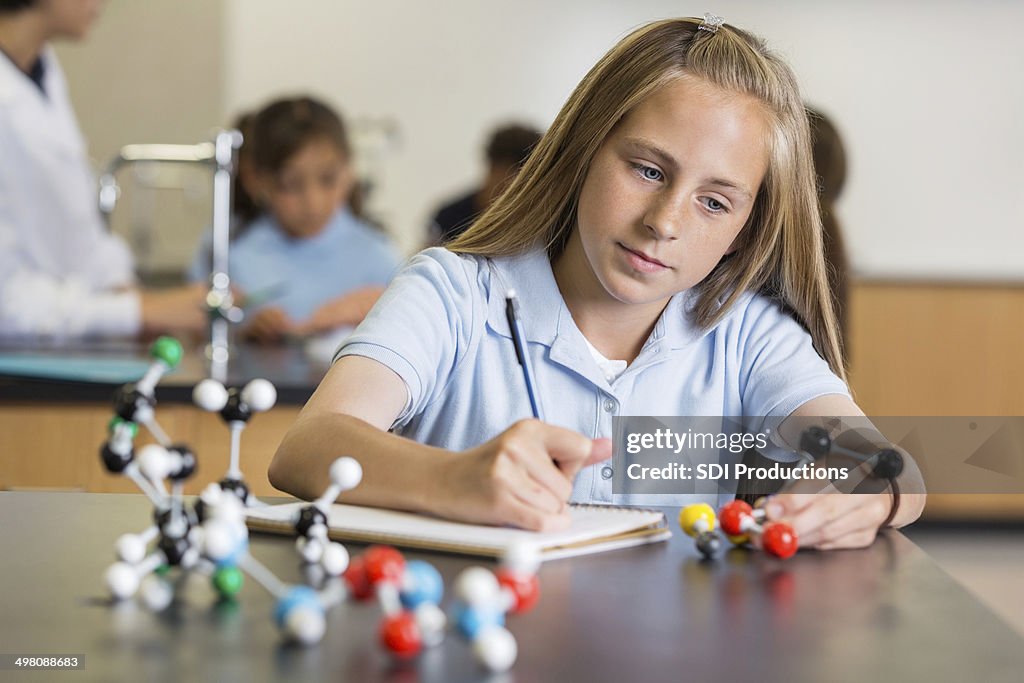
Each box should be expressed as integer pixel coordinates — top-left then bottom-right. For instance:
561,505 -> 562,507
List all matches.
847,282 -> 1024,520
0,403 -> 300,497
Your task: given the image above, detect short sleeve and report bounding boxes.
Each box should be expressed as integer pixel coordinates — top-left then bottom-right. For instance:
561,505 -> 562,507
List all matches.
738,294 -> 850,420
334,248 -> 481,427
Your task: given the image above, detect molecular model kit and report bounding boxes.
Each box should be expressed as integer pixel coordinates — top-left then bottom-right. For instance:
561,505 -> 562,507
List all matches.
679,501 -> 799,560
96,337 -> 539,672
678,424 -> 904,560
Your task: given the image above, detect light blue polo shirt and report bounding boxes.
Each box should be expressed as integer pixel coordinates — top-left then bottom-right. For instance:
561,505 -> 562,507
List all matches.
336,247 -> 850,507
190,208 -> 401,322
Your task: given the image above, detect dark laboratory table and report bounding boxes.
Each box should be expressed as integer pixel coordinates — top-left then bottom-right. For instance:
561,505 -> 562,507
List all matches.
1,492 -> 1022,683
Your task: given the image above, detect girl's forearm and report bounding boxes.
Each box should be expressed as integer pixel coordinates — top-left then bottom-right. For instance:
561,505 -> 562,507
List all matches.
269,412 -> 452,514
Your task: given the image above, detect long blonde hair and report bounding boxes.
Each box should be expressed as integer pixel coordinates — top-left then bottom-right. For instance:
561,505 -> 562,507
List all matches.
448,18 -> 846,380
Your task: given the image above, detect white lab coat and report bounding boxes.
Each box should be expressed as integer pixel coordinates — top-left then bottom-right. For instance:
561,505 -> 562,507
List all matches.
0,46 -> 139,337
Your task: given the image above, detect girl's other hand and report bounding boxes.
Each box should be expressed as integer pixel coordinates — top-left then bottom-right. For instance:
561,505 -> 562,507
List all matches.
775,395 -> 926,549
436,419 -> 612,532
766,487 -> 892,550
243,306 -> 295,344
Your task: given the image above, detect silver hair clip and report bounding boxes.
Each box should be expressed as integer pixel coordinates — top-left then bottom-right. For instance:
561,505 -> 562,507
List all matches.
698,12 -> 724,34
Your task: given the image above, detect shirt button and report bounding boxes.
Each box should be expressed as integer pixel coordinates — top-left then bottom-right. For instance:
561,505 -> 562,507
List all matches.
603,399 -> 616,413
601,466 -> 613,480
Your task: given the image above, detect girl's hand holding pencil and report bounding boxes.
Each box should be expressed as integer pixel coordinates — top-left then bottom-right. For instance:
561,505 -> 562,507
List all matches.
432,420 -> 612,533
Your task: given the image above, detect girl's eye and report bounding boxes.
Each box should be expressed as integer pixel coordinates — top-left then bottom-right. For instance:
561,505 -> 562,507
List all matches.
631,162 -> 664,182
702,197 -> 729,214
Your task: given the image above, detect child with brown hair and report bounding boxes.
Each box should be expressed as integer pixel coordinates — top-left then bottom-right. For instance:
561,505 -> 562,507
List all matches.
191,96 -> 400,343
271,17 -> 922,549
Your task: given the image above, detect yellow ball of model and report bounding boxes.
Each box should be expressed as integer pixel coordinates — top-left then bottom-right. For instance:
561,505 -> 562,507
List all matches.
678,504 -> 717,537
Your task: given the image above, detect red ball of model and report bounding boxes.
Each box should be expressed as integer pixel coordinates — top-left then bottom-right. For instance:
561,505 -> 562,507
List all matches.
718,500 -> 753,536
379,611 -> 422,657
363,545 -> 406,585
343,556 -> 373,600
496,569 -> 540,614
761,522 -> 798,559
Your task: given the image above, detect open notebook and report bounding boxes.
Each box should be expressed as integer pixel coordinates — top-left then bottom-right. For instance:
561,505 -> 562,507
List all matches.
246,501 -> 671,561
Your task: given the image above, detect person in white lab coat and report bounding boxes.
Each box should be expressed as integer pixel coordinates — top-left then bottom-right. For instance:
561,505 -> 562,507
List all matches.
0,0 -> 206,338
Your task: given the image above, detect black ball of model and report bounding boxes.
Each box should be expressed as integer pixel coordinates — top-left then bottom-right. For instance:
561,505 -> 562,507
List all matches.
799,426 -> 904,482
167,445 -> 197,481
153,507 -> 195,532
295,506 -> 327,538
193,497 -> 209,524
100,443 -> 132,473
695,531 -> 722,558
873,448 -> 904,480
220,388 -> 252,423
219,477 -> 251,504
800,426 -> 831,459
158,533 -> 190,566
113,386 -> 154,422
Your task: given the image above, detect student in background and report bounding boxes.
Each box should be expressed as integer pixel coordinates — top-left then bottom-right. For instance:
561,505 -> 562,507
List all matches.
0,0 -> 206,338
808,106 -> 849,357
191,96 -> 401,344
426,123 -> 542,245
272,18 -> 923,547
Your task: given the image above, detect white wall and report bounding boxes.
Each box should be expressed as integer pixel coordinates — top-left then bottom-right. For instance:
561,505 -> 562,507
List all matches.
55,0 -> 225,277
222,0 -> 1023,278
57,0 -> 224,163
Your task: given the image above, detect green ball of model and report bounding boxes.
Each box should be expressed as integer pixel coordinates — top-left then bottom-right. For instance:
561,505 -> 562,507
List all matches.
149,336 -> 183,368
106,416 -> 138,437
212,566 -> 244,597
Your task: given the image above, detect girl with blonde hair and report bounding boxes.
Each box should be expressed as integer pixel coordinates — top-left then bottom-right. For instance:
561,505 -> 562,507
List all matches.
271,17 -> 922,550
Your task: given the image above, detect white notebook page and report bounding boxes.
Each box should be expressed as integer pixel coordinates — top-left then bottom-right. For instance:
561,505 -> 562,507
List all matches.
246,501 -> 670,560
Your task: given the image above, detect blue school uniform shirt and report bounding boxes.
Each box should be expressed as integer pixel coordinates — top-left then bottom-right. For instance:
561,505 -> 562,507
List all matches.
336,247 -> 850,507
189,208 -> 401,322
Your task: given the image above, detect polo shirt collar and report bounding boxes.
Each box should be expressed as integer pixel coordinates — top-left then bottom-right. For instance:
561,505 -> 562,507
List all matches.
483,248 -> 563,345
656,288 -> 710,351
483,245 -> 724,348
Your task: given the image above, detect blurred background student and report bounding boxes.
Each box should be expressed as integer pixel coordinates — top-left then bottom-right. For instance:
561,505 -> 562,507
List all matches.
0,0 -> 206,339
190,96 -> 401,344
808,106 -> 849,359
426,123 -> 542,245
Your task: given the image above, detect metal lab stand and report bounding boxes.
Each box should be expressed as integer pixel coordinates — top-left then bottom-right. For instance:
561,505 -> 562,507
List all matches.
98,130 -> 244,382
